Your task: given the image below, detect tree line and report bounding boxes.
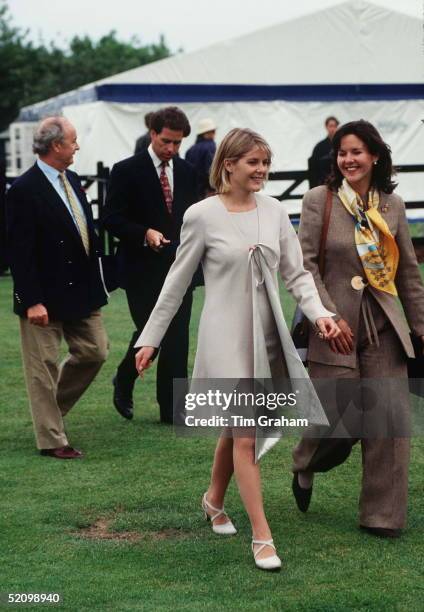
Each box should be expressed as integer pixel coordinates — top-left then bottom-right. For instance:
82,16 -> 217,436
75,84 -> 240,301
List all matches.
0,1 -> 172,131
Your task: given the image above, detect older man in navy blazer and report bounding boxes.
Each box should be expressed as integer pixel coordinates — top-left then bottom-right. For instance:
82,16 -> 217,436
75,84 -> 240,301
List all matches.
102,106 -> 198,423
6,116 -> 109,459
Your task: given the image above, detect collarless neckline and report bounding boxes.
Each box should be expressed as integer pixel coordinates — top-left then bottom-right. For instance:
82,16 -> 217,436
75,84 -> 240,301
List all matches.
217,194 -> 258,214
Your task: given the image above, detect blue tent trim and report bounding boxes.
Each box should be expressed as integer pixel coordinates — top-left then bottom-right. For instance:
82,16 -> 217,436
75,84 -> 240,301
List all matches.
18,82 -> 424,121
96,83 -> 424,103
19,88 -> 97,121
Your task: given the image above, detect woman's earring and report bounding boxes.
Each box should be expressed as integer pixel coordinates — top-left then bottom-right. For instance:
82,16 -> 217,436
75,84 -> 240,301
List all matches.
373,160 -> 378,165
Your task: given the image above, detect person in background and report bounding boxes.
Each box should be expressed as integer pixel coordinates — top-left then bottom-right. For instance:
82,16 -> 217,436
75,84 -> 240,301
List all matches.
292,120 -> 424,539
185,118 -> 217,198
308,116 -> 339,187
6,116 -> 109,459
103,107 -> 198,423
0,157 -> 8,275
134,112 -> 154,154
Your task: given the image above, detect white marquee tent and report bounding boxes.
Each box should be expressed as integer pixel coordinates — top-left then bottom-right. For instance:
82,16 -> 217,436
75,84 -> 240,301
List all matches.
13,0 -> 424,201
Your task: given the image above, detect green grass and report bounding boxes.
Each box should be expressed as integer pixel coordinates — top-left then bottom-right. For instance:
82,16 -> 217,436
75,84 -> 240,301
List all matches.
408,223 -> 424,239
0,275 -> 423,612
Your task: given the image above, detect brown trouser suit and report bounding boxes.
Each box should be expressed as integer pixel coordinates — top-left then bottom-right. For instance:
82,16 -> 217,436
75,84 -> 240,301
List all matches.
292,295 -> 410,529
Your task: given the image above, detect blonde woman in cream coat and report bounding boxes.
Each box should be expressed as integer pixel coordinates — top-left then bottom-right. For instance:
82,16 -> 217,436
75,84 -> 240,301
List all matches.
135,128 -> 340,571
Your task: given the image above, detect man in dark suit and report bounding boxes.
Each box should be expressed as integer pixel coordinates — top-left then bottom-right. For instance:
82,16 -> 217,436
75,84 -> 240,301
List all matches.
0,157 -> 8,275
102,106 -> 198,423
6,116 -> 109,459
308,116 -> 339,187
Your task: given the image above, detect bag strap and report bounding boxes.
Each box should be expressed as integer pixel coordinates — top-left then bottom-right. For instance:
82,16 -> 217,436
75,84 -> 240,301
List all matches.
318,189 -> 333,276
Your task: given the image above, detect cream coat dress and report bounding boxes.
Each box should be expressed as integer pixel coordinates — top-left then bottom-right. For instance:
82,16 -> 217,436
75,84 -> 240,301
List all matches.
136,193 -> 334,460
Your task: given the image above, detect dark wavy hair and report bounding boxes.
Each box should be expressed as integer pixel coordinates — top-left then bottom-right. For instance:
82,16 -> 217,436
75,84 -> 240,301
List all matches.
327,120 -> 397,194
150,106 -> 191,137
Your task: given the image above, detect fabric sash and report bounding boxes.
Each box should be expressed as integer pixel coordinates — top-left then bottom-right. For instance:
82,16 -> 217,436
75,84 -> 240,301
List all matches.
248,243 -> 329,462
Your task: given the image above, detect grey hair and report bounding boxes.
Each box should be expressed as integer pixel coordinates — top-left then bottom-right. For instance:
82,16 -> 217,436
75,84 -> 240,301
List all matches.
33,117 -> 66,155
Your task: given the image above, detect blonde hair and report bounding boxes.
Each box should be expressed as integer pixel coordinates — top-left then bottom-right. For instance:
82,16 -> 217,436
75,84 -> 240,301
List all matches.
209,128 -> 273,193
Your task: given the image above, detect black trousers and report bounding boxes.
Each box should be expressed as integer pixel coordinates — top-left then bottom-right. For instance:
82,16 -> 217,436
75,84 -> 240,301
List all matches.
116,279 -> 193,423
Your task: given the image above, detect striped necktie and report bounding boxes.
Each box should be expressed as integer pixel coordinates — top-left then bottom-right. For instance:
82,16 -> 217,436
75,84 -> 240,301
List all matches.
59,172 -> 90,255
159,161 -> 173,214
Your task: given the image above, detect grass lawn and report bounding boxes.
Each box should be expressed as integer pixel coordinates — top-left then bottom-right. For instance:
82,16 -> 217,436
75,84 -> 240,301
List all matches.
0,274 -> 423,612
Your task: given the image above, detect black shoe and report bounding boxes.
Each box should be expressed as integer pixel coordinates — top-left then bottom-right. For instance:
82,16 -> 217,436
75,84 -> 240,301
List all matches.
292,473 -> 313,513
112,376 -> 134,420
360,525 -> 401,539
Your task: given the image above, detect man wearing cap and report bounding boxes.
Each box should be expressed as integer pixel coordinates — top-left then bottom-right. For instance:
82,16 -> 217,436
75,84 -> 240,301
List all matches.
185,118 -> 216,199
6,116 -> 109,459
102,106 -> 198,423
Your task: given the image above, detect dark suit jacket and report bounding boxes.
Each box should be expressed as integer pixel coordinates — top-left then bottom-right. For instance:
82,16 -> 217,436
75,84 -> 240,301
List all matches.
6,163 -> 108,320
102,150 -> 198,288
308,137 -> 333,188
185,139 -> 216,197
0,158 -> 7,272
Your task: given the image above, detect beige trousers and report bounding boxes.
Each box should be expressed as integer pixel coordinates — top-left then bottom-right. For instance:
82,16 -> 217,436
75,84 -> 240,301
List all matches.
292,295 -> 410,529
20,310 -> 109,449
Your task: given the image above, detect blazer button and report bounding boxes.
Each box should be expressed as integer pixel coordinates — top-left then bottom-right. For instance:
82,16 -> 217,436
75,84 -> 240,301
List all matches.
351,276 -> 366,290
68,281 -> 73,286
67,260 -> 72,264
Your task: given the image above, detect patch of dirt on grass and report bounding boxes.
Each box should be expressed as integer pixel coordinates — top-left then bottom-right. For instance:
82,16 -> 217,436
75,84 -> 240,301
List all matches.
75,518 -> 188,542
76,518 -> 141,542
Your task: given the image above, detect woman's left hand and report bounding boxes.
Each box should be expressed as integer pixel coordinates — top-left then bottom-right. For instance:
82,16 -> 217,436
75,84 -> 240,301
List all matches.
315,317 -> 341,340
135,346 -> 155,378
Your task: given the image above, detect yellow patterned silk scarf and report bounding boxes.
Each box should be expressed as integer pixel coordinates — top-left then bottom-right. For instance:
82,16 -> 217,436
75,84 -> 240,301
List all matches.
337,179 -> 398,295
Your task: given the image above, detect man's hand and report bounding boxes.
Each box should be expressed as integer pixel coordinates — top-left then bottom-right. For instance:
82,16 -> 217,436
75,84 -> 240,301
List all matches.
329,318 -> 354,355
135,346 -> 156,378
27,303 -> 49,326
145,228 -> 171,252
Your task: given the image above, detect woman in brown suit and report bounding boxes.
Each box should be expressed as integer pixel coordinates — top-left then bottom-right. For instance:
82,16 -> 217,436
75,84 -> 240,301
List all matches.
292,120 -> 424,538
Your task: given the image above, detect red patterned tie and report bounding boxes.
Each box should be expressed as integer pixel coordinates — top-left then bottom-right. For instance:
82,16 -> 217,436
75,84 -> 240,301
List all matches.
159,161 -> 173,214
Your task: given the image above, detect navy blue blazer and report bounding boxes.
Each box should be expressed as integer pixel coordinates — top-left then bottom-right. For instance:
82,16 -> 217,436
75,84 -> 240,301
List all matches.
185,138 -> 216,196
6,163 -> 108,320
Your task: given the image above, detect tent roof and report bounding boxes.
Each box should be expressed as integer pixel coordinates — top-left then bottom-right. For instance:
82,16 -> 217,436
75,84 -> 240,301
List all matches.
102,1 -> 421,86
18,1 -> 423,121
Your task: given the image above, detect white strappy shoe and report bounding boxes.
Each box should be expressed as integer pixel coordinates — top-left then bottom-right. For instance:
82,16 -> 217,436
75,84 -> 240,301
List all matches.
251,539 -> 282,571
201,493 -> 237,535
